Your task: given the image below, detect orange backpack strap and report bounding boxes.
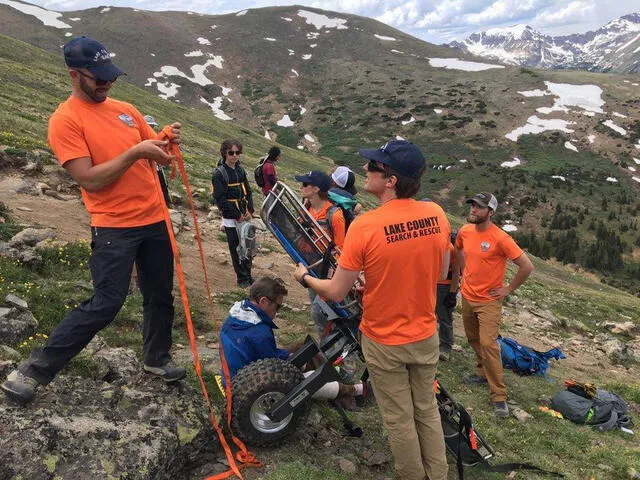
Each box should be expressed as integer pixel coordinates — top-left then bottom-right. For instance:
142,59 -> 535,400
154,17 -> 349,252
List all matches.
156,126 -> 261,479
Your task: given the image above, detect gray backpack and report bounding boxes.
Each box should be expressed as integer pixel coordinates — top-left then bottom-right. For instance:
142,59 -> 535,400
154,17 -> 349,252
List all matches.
236,221 -> 258,262
550,388 -> 632,432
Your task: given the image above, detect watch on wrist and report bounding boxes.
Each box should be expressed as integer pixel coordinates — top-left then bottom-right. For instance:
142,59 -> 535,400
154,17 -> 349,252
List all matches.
300,272 -> 310,288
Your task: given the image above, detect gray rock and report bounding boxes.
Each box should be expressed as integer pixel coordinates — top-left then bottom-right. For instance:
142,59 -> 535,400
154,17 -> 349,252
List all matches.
338,457 -> 357,474
0,366 -> 212,480
0,344 -> 21,361
364,451 -> 390,467
5,293 -> 28,309
9,227 -> 56,248
0,307 -> 38,346
17,247 -> 43,269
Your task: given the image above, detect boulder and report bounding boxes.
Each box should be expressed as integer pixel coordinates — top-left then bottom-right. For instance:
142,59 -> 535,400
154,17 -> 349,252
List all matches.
0,307 -> 38,346
0,347 -> 213,480
9,228 -> 56,248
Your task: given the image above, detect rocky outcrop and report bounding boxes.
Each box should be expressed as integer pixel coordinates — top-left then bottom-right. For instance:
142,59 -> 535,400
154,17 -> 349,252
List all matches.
0,336 -> 215,480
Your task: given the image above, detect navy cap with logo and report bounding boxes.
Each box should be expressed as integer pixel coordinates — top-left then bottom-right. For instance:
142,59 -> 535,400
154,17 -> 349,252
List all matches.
466,192 -> 498,211
295,171 -> 332,192
63,36 -> 125,82
358,139 -> 426,177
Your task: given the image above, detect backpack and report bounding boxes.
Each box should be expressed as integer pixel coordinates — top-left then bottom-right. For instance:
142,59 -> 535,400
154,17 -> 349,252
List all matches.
498,336 -> 565,377
326,189 -> 357,235
551,382 -> 633,432
236,221 -> 258,262
211,164 -> 229,202
254,156 -> 267,188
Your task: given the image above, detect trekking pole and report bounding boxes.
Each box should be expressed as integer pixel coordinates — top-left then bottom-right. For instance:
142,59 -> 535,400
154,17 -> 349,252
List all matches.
329,400 -> 363,437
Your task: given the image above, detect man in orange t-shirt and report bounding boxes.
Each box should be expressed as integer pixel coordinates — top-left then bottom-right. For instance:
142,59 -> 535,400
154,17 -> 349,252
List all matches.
295,170 -> 346,336
2,37 -> 185,405
294,140 -> 450,480
455,192 -> 534,418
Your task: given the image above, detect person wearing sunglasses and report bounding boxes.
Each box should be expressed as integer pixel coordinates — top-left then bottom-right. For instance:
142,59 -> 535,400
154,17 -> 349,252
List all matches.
294,140 -> 451,480
212,139 -> 255,288
2,37 -> 186,405
219,277 -> 371,408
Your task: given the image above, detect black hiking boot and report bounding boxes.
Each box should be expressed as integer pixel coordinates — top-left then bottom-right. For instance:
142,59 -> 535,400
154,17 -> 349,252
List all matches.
143,361 -> 186,383
1,369 -> 40,405
463,375 -> 488,385
493,401 -> 510,418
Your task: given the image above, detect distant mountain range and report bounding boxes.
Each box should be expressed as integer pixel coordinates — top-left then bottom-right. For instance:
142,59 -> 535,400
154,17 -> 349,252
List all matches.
449,13 -> 640,73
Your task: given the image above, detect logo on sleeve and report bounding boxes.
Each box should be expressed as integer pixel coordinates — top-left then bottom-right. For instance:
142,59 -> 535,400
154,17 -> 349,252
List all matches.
118,113 -> 135,127
481,241 -> 491,252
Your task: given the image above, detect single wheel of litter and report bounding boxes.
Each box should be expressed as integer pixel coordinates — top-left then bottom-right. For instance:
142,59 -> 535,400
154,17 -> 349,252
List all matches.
231,358 -> 310,446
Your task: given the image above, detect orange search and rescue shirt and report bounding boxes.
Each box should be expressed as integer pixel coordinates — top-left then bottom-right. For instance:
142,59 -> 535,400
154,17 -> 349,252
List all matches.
455,223 -> 524,303
309,201 -> 346,250
338,198 -> 451,346
48,96 -> 164,228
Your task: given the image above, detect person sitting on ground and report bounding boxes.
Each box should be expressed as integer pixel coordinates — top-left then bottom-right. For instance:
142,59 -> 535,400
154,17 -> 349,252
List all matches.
219,277 -> 369,406
260,146 -> 280,195
330,166 -> 363,216
296,170 -> 346,337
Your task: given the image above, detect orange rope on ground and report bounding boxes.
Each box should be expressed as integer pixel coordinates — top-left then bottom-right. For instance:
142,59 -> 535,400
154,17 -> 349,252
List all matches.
155,126 -> 262,479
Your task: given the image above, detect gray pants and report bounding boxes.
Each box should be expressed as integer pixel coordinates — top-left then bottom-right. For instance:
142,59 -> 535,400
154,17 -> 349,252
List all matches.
436,284 -> 454,353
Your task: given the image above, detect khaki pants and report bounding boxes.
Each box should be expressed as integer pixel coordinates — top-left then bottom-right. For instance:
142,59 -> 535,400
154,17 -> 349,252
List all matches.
461,298 -> 507,402
362,334 -> 448,480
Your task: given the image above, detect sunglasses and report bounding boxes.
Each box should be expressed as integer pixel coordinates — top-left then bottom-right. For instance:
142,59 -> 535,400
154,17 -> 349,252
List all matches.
366,160 -> 386,174
227,150 -> 241,156
301,182 -> 310,187
75,69 -> 114,86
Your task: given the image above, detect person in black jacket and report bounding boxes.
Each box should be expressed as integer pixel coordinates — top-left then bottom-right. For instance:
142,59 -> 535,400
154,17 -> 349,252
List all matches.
213,139 -> 255,288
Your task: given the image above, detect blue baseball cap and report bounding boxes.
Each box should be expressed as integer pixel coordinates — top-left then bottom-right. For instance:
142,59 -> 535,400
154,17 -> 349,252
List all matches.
358,140 -> 426,177
63,36 -> 125,82
295,170 -> 332,192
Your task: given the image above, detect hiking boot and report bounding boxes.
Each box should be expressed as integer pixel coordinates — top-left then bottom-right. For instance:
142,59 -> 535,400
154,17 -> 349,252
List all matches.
143,361 -> 186,383
493,401 -> 510,418
335,393 -> 357,411
463,375 -> 488,385
439,350 -> 450,362
237,280 -> 252,289
1,369 -> 40,404
356,380 -> 375,407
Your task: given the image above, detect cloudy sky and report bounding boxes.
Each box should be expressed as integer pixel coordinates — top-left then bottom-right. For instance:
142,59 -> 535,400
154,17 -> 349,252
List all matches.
22,0 -> 640,43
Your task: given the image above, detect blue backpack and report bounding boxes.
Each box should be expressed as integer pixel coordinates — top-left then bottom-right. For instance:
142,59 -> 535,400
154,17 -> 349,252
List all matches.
498,336 -> 565,377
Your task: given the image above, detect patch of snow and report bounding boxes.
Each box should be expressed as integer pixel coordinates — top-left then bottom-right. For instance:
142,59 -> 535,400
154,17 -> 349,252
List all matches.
428,57 -> 504,71
68,17 -> 80,21
197,37 -> 211,45
297,145 -> 304,150
391,49 -> 404,54
100,7 -> 110,13
306,32 -> 320,40
459,159 -> 467,163
0,0 -> 71,28
633,177 -> 640,183
518,89 -> 547,97
65,32 -> 72,37
401,116 -> 415,126
288,49 -> 295,56
616,33 -> 640,53
154,58 -> 224,87
633,83 -> 639,86
629,166 -> 636,172
236,9 -> 247,16
299,105 -> 306,115
395,135 -> 406,140
582,111 -> 595,117
264,130 -> 270,139
210,25 -> 218,29
297,9 -> 348,30
588,135 -> 595,143
200,96 -> 232,120
185,50 -> 203,57
302,54 -> 312,60
502,224 -> 518,232
505,116 -> 574,142
544,82 -> 604,114
264,37 -> 276,42
434,109 -> 442,114
221,86 -> 231,96
375,34 -> 396,41
606,177 -> 618,183
602,120 -> 627,135
612,111 -> 628,118
277,115 -> 294,127
304,134 -> 315,142
633,157 -> 640,164
144,78 -> 157,87
564,141 -> 578,152
291,69 -> 299,77
156,82 -> 180,100
281,16 -> 292,21
501,158 -> 521,168
551,175 -> 566,181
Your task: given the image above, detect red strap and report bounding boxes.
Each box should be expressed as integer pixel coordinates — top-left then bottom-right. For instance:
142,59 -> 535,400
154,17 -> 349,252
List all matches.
157,126 -> 261,479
